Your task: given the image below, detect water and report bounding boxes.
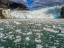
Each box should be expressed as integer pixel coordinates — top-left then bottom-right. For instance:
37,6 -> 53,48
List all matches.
0,19 -> 64,48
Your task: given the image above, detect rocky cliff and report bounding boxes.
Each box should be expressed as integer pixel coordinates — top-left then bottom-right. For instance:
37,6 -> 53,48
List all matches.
0,0 -> 29,10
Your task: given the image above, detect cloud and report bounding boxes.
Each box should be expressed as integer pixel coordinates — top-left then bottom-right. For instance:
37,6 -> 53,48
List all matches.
10,0 -> 64,9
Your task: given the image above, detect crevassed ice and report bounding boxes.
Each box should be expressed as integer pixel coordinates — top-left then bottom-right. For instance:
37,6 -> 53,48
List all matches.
2,5 -> 62,18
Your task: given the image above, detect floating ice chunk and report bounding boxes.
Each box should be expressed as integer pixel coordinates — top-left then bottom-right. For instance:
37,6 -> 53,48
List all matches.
0,46 -> 4,48
15,29 -> 21,32
53,25 -> 59,29
45,25 -> 51,28
35,24 -> 41,26
8,32 -> 13,34
0,33 -> 5,39
35,38 -> 41,43
14,21 -> 21,24
57,34 -> 64,37
23,33 -> 26,36
43,27 -> 58,33
15,30 -> 22,34
36,44 -> 43,48
61,27 -> 64,33
8,35 -> 14,40
34,32 -> 41,35
25,37 -> 30,41
27,32 -> 32,35
26,43 -> 30,46
37,35 -> 41,38
33,30 -> 41,32
0,28 -> 4,30
28,22 -> 34,24
34,31 -> 43,36
8,47 -> 11,48
49,46 -> 56,48
16,36 -> 21,39
14,38 -> 21,43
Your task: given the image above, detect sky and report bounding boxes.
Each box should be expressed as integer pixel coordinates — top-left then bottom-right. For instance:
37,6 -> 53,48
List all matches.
10,0 -> 64,10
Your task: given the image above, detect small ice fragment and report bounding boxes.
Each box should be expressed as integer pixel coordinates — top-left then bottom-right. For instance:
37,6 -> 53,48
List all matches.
35,38 -> 41,43
36,44 -> 43,48
25,37 -> 30,41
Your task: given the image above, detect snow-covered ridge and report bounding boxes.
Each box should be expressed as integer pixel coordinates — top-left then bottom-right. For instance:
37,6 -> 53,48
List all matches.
1,5 -> 64,18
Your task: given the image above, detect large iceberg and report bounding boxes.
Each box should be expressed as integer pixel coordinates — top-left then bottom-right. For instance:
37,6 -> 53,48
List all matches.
1,5 -> 63,19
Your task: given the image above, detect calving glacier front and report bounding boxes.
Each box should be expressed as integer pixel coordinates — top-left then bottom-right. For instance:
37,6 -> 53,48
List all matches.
2,5 -> 63,18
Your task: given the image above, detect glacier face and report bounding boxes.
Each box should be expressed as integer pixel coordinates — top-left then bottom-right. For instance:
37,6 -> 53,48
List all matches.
2,5 -> 63,18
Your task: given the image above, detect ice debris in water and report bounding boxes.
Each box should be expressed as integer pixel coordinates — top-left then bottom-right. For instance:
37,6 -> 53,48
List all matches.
35,38 -> 41,43
0,33 -> 5,39
25,37 -> 30,41
36,44 -> 43,48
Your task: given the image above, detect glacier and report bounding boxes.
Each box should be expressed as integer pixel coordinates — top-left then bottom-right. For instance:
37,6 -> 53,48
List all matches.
2,5 -> 64,19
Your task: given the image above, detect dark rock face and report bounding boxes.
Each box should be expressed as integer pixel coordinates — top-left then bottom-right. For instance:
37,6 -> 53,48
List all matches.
60,7 -> 64,18
0,0 -> 29,10
8,2 -> 29,10
0,9 -> 6,19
